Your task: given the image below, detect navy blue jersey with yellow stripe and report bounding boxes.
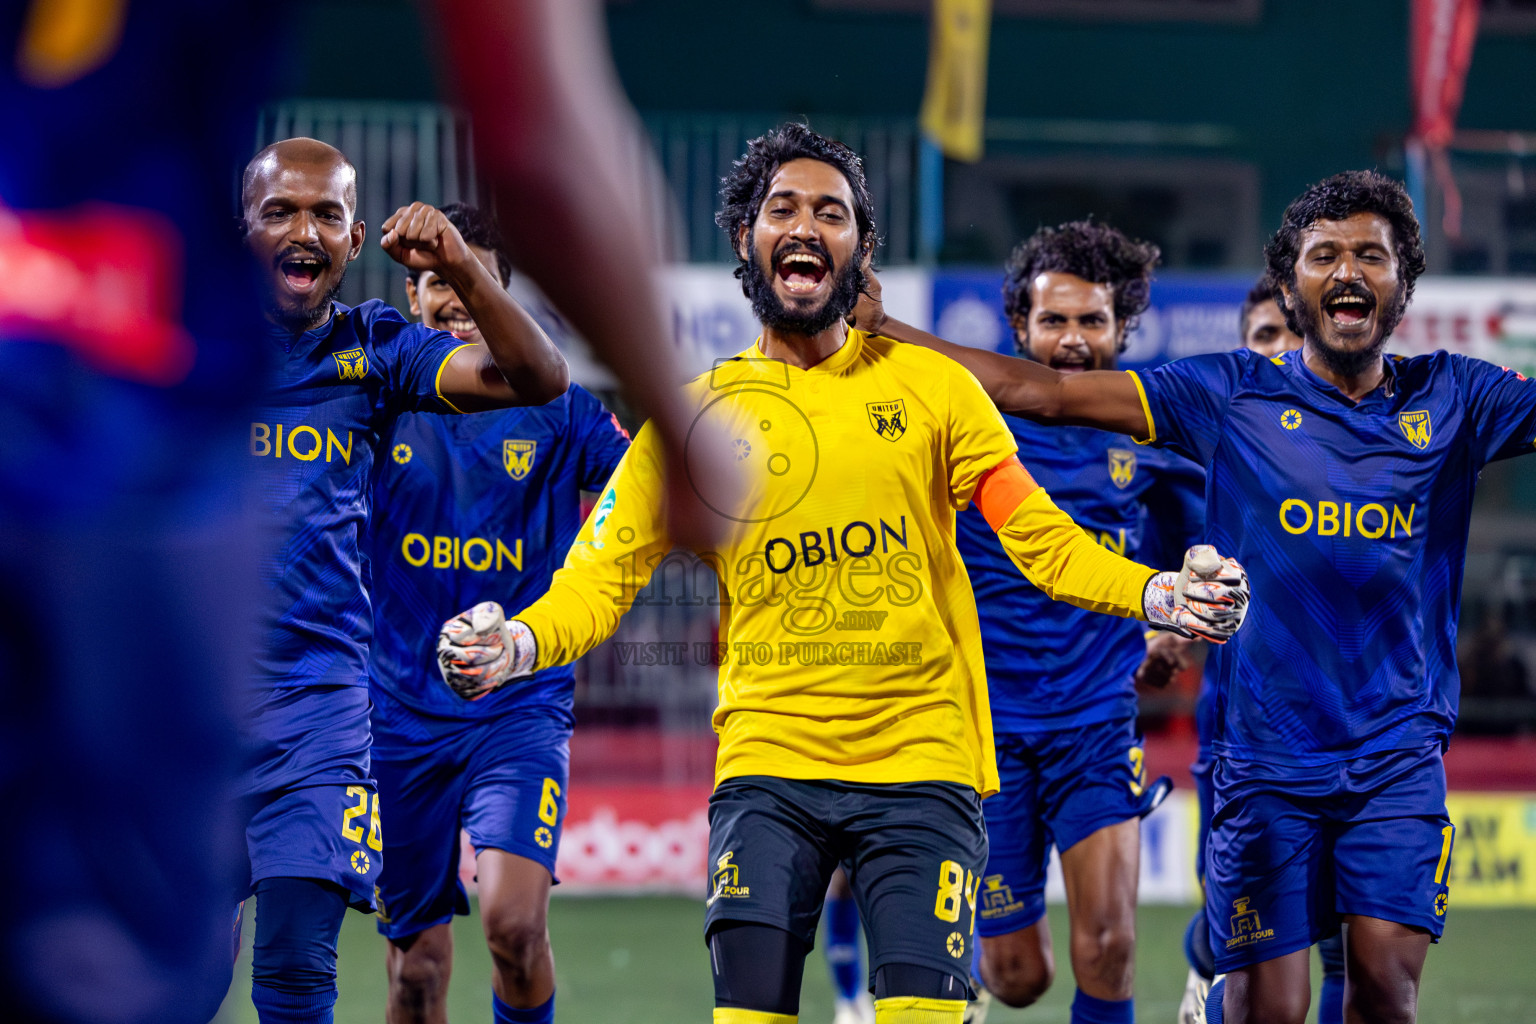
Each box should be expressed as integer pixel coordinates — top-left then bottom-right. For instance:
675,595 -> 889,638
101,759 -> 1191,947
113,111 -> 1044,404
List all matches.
367,385 -> 629,729
958,417 -> 1206,732
251,300 -> 466,691
1133,349 -> 1536,765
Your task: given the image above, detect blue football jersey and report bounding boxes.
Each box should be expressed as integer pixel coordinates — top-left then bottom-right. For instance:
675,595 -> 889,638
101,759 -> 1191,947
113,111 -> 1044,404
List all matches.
250,300 -> 467,690
368,385 -> 630,726
960,416 -> 1206,733
1134,349 -> 1536,764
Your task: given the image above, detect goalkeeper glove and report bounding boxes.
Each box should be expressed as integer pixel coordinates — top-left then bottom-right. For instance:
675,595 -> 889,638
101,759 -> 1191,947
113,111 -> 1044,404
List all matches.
1143,544 -> 1250,644
436,601 -> 537,700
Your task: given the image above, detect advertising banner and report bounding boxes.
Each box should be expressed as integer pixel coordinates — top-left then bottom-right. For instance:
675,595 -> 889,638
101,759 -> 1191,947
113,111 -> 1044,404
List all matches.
1444,793 -> 1536,908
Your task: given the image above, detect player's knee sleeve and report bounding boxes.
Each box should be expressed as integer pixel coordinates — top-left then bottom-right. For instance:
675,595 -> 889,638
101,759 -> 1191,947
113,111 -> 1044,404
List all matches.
709,921 -> 807,1016
251,876 -> 348,995
1184,909 -> 1216,980
873,962 -> 970,1001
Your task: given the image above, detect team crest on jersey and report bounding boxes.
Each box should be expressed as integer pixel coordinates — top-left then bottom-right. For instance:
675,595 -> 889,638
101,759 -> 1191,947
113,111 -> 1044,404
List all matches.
503,439 -> 537,480
332,347 -> 369,381
1108,448 -> 1137,488
1398,410 -> 1432,449
866,400 -> 907,441
350,850 -> 371,875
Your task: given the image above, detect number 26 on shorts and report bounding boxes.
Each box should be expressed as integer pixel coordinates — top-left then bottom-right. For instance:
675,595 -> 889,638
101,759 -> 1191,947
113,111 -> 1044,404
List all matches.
342,785 -> 383,853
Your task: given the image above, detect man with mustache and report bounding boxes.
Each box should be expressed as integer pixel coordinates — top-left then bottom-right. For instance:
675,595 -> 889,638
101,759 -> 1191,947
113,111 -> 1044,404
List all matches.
435,123 -> 1250,1024
856,171 -> 1536,1024
239,138 -> 568,1024
951,222 -> 1206,1024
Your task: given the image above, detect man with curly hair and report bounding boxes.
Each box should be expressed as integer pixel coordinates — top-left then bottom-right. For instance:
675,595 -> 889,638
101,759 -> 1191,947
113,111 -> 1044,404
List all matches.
859,170 -> 1536,1024
435,123 -> 1250,1024
952,222 -> 1206,1024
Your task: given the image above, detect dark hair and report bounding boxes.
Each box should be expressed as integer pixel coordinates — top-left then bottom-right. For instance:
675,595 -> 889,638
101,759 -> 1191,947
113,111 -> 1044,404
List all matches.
1002,219 -> 1160,347
1239,273 -> 1280,335
715,122 -> 878,287
1263,171 -> 1426,333
410,202 -> 511,287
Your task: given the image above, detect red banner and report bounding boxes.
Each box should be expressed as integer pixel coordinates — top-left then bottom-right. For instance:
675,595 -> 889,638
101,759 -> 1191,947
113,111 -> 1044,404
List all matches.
0,203 -> 194,385
1411,0 -> 1481,149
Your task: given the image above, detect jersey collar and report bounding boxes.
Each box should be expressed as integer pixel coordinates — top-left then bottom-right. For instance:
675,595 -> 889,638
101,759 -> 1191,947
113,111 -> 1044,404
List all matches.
263,301 -> 350,357
749,325 -> 865,375
1288,347 -> 1399,409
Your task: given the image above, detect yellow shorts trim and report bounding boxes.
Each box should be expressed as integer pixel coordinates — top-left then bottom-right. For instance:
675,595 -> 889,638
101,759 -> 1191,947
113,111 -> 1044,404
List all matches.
712,1009 -> 797,1024
873,995 -> 966,1024
1126,369 -> 1157,445
434,341 -> 478,414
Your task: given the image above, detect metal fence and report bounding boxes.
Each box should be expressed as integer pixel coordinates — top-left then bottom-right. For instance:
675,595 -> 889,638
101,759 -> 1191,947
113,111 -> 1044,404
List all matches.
642,113 -> 924,264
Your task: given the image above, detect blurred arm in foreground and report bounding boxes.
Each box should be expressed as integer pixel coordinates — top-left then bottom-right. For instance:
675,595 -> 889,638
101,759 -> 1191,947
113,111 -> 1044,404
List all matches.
431,0 -> 729,550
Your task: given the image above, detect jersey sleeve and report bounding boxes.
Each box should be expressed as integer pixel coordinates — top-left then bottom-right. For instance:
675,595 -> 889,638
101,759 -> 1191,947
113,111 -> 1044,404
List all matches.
571,388 -> 633,491
373,308 -> 473,415
1454,356 -> 1536,466
1129,353 -> 1246,465
945,363 -> 1022,507
514,421 -> 671,670
992,486 -> 1157,619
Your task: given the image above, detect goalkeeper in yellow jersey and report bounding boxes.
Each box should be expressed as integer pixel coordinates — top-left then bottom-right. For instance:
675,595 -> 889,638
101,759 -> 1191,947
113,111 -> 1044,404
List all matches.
436,124 -> 1250,1024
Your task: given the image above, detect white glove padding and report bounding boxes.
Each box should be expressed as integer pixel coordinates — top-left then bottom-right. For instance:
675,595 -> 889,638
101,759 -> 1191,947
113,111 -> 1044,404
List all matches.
1144,544 -> 1250,644
436,601 -> 537,700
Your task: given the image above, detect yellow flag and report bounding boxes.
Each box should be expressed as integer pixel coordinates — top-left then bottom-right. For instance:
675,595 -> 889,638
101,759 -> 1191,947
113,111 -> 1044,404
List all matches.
18,0 -> 129,87
919,0 -> 992,163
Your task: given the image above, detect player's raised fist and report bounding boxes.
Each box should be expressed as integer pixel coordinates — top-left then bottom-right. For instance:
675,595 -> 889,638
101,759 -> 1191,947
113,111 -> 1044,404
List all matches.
1143,544 -> 1250,644
380,201 -> 475,278
436,601 -> 538,700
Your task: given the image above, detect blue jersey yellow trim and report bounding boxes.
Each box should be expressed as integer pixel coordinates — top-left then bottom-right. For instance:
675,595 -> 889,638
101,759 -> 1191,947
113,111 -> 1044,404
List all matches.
434,342 -> 478,415
1127,369 -> 1157,446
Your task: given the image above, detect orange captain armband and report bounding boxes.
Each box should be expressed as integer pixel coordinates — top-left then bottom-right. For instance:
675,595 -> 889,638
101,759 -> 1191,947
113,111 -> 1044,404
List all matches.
974,456 -> 1040,531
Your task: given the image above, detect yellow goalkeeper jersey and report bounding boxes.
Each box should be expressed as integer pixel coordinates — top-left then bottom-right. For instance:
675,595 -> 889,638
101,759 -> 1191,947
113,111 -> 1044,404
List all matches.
517,328 -> 1153,795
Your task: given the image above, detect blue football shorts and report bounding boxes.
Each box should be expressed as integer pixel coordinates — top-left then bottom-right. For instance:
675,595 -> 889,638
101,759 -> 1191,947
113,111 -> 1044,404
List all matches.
1205,744 -> 1453,972
371,707 -> 570,939
977,717 -> 1150,938
240,684 -> 382,911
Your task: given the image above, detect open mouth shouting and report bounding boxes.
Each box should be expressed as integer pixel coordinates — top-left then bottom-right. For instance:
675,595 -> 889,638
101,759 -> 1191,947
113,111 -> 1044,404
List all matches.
1321,284 -> 1376,335
276,247 -> 331,297
774,246 -> 831,297
1050,351 -> 1092,374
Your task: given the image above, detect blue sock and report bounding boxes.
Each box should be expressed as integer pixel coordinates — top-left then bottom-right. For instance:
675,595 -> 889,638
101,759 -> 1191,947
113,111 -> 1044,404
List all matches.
824,893 -> 863,1001
1204,977 -> 1225,1024
1071,989 -> 1133,1024
1319,973 -> 1345,1024
493,991 -> 555,1024
251,981 -> 336,1024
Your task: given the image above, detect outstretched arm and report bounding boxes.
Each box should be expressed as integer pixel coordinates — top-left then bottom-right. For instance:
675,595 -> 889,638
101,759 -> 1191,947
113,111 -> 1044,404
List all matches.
381,201 -> 568,409
972,456 -> 1247,641
436,425 -> 675,698
854,271 -> 1151,437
